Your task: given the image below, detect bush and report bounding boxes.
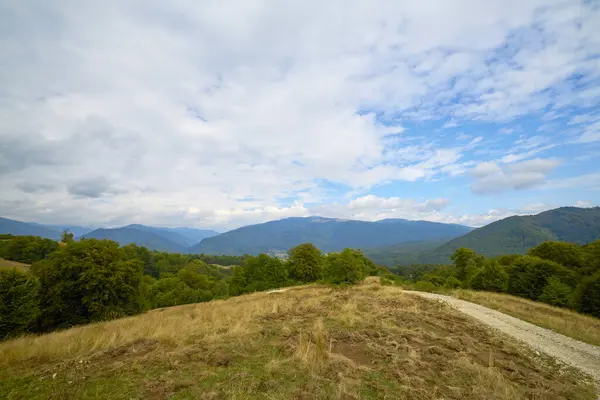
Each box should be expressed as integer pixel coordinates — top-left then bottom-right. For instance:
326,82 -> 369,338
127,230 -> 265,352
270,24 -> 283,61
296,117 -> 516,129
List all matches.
288,243 -> 324,282
0,236 -> 59,264
573,272 -> 600,318
506,256 -> 576,300
323,249 -> 368,284
412,281 -> 437,292
444,276 -> 462,289
470,261 -> 508,292
34,239 -> 143,330
0,269 -> 40,339
537,277 -> 573,308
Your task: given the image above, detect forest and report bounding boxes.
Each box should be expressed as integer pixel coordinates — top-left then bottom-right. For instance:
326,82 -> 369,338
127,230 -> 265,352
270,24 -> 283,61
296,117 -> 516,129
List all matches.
1,233 -> 599,341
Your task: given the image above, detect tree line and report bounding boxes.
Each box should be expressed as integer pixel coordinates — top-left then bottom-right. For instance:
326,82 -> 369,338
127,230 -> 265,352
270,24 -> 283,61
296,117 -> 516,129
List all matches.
394,240 -> 600,317
0,236 -> 386,340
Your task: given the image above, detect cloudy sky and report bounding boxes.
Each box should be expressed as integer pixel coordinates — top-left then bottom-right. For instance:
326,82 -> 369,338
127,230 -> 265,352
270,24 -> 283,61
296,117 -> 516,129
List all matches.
1,0 -> 599,231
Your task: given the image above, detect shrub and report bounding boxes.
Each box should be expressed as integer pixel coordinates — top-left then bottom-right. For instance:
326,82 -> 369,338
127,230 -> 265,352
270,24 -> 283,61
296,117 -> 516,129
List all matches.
444,276 -> 462,289
288,243 -> 324,282
0,269 -> 40,339
538,277 -> 573,308
506,256 -> 576,300
323,249 -> 367,284
573,272 -> 600,318
470,261 -> 508,292
34,239 -> 143,330
412,281 -> 437,292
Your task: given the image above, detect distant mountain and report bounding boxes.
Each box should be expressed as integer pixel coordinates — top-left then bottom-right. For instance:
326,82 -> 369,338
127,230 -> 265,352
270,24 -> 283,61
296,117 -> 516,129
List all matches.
31,223 -> 94,237
168,227 -> 220,245
81,227 -> 187,252
419,207 -> 600,264
189,216 -> 473,255
0,217 -> 61,240
123,225 -> 219,248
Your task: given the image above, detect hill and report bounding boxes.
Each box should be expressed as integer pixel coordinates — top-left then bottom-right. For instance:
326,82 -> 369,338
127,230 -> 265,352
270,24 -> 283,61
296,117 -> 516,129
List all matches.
190,216 -> 473,255
81,227 -> 187,252
0,217 -> 61,240
123,224 -> 218,248
0,285 -> 594,399
420,207 -> 600,264
363,239 -> 448,266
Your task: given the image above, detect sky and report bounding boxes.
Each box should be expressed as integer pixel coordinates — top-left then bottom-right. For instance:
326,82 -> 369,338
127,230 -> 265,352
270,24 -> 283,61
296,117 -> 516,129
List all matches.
1,0 -> 599,231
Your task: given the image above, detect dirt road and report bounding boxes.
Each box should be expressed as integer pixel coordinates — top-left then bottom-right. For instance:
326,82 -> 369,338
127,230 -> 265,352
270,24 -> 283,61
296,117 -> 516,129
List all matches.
408,291 -> 600,385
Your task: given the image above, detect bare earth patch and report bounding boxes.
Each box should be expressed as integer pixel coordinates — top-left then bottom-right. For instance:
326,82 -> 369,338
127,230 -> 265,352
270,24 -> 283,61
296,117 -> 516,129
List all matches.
0,285 -> 596,399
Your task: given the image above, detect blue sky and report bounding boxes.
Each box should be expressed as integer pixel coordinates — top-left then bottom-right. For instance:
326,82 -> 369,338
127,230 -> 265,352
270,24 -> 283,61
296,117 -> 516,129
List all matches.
0,0 -> 599,230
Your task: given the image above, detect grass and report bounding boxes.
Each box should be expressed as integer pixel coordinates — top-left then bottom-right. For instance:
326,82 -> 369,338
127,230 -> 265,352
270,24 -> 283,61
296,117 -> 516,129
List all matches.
0,283 -> 596,399
0,258 -> 30,273
453,290 -> 600,347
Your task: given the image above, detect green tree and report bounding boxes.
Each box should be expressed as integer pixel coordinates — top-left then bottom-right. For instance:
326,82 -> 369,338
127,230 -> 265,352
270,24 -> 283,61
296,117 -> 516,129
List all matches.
581,241 -> 600,275
228,266 -> 248,296
243,254 -> 288,292
528,241 -> 585,272
0,236 -> 59,264
212,281 -> 229,299
0,269 -> 40,339
538,277 -> 573,308
470,260 -> 508,292
60,229 -> 74,244
288,243 -> 324,282
123,244 -> 158,278
573,272 -> 600,318
323,248 -> 367,284
34,239 -> 143,330
506,256 -> 576,301
451,248 -> 484,281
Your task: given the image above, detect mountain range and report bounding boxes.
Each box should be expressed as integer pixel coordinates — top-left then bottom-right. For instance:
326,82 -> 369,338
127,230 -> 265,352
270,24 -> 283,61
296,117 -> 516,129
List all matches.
1,207 -> 599,263
189,217 -> 472,255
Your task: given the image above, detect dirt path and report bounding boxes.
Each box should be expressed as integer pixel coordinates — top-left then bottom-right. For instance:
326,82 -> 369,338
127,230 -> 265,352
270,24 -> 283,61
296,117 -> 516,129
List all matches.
408,291 -> 600,385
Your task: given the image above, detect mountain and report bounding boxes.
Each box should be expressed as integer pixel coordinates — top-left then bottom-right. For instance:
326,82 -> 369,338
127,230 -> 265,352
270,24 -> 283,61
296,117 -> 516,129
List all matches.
0,217 -> 62,240
363,239 -> 449,267
31,223 -> 94,237
123,225 -> 219,248
80,227 -> 187,252
419,207 -> 600,264
189,216 -> 473,255
168,227 -> 220,245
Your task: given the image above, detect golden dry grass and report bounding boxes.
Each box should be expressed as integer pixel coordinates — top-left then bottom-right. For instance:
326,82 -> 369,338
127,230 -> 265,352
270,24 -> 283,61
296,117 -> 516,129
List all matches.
0,258 -> 30,273
0,284 -> 596,399
454,290 -> 600,346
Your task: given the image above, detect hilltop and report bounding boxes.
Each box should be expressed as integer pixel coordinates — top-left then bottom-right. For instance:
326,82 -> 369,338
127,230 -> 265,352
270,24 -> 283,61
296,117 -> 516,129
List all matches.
0,284 -> 595,399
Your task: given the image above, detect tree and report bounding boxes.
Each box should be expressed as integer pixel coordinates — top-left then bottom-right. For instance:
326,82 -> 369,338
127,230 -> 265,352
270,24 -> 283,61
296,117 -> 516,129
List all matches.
0,269 -> 40,338
243,254 -> 288,292
323,248 -> 367,284
123,244 -> 158,278
538,277 -> 573,308
451,248 -> 484,281
528,242 -> 585,272
0,236 -> 59,264
228,266 -> 248,296
573,272 -> 600,318
506,256 -> 576,301
469,261 -> 509,292
34,239 -> 143,330
60,229 -> 74,244
288,243 -> 324,282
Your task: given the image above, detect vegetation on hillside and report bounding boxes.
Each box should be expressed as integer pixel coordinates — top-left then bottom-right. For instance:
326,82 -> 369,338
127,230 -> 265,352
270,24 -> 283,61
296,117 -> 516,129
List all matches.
399,240 -> 600,320
419,206 -> 600,263
0,235 -> 388,340
0,285 -> 595,399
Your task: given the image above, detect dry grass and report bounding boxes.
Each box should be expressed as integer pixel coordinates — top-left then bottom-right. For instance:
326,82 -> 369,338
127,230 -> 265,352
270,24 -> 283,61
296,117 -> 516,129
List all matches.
0,258 -> 30,273
0,284 -> 596,399
454,290 -> 600,346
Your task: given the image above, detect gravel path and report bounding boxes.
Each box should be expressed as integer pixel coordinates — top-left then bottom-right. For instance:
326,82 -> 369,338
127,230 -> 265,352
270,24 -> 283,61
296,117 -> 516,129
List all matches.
408,291 -> 600,385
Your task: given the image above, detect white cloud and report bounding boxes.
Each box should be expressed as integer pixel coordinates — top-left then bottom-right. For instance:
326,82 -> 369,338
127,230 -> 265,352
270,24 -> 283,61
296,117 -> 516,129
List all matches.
471,158 -> 561,194
0,0 -> 599,229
